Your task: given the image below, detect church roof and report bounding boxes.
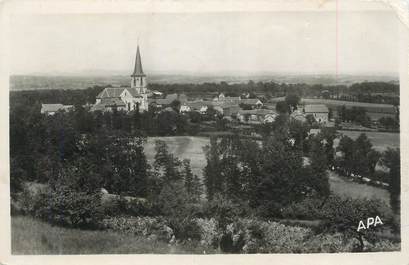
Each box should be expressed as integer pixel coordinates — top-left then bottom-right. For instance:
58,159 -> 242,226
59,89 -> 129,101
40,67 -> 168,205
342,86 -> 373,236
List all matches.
96,87 -> 126,98
131,45 -> 145,77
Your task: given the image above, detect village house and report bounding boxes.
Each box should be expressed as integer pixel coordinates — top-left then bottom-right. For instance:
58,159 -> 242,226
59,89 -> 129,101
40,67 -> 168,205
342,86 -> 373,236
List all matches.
186,100 -> 214,114
91,45 -> 149,112
291,109 -> 307,122
237,109 -> 278,124
151,93 -> 188,109
304,104 -> 329,123
41,104 -> 73,115
240,98 -> 263,108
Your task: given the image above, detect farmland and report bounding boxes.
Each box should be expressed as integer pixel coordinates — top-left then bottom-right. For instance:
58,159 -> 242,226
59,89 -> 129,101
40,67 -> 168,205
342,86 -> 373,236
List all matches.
335,130 -> 399,152
144,136 -> 210,178
301,98 -> 396,114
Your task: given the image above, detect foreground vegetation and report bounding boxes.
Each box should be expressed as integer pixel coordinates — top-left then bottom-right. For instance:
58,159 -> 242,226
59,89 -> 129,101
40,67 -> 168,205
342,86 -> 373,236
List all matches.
12,216 -> 218,254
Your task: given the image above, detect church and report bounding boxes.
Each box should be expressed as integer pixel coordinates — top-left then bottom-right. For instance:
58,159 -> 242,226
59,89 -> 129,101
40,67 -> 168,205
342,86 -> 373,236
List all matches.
91,46 -> 149,112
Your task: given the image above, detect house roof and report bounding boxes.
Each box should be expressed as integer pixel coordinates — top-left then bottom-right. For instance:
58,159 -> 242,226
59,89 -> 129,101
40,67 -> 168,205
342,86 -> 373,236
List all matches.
91,98 -> 126,111
41,104 -> 65,113
304,104 -> 329,113
241,98 -> 262,105
238,109 -> 277,115
187,100 -> 213,110
131,45 -> 145,77
96,87 -> 126,98
155,98 -> 173,105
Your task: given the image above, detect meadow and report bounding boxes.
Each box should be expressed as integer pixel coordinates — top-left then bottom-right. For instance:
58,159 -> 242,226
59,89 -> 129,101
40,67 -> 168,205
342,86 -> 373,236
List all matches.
144,136 -> 210,178
335,130 -> 399,153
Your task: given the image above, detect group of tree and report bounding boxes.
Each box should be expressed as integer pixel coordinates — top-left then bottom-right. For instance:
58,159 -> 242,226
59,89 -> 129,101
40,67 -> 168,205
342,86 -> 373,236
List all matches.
149,80 -> 398,105
337,106 -> 371,127
275,94 -> 301,114
203,114 -> 333,217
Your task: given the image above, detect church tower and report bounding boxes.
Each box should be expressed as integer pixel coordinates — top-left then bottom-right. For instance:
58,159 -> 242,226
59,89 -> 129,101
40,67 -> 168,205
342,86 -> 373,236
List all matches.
131,45 -> 147,94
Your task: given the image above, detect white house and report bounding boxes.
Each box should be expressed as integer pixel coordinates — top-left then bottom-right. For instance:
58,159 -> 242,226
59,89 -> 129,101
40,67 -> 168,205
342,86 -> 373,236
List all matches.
41,104 -> 73,115
237,109 -> 277,124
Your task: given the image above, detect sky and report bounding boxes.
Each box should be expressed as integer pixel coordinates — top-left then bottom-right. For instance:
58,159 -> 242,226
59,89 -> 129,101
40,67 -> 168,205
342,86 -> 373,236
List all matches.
9,11 -> 399,76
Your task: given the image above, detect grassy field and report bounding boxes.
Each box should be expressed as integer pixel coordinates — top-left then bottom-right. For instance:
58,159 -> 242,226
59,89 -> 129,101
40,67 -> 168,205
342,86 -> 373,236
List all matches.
335,130 -> 399,152
11,216 -> 214,254
144,136 -> 210,177
328,171 -> 390,205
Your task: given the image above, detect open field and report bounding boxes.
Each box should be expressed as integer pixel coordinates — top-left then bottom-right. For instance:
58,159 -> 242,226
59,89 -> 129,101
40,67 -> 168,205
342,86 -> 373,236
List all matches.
144,136 -> 210,178
301,98 -> 396,114
328,171 -> 390,205
11,216 -> 214,254
335,130 -> 399,153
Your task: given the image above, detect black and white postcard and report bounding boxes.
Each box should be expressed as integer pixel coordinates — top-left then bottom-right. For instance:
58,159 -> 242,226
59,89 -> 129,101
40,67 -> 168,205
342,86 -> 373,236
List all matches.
1,0 -> 408,264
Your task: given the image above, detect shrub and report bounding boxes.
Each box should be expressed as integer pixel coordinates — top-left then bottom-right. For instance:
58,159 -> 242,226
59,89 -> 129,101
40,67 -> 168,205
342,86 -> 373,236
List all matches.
18,182 -> 50,216
302,233 -> 354,253
19,183 -> 104,229
102,216 -> 174,242
367,240 -> 400,252
37,186 -> 104,228
194,218 -> 220,248
281,198 -> 323,220
210,218 -> 312,253
117,197 -> 155,217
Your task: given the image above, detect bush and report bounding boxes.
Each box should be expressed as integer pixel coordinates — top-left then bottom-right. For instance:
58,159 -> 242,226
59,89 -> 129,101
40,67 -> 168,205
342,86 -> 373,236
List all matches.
19,183 -> 104,229
38,186 -> 104,228
302,233 -> 354,253
195,218 -> 220,248
18,182 -> 50,216
221,218 -> 312,253
101,216 -> 174,242
118,197 -> 155,217
281,198 -> 323,220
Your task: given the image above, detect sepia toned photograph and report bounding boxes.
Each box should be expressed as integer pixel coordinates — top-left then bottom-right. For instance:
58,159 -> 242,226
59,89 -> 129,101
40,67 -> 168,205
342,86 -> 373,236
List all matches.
6,1 -> 403,256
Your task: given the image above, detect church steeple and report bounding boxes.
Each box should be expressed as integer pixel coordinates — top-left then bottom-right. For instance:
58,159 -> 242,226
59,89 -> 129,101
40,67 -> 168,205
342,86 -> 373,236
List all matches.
131,45 -> 147,91
131,45 -> 145,77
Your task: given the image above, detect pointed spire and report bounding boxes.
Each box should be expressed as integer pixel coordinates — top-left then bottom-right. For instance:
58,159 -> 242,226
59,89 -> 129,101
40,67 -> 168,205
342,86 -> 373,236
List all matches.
132,45 -> 145,76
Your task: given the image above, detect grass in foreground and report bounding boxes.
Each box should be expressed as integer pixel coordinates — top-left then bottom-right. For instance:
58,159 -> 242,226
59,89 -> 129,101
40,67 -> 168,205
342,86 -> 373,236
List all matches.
11,215 -> 216,255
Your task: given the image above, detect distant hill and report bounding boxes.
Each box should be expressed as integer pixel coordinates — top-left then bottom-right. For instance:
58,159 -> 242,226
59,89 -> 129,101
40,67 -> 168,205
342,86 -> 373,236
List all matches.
10,74 -> 399,91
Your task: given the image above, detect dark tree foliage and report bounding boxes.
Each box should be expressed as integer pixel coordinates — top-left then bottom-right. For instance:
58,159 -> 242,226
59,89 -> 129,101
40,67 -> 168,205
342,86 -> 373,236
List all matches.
285,94 -> 300,111
381,148 -> 401,214
275,101 -> 290,114
337,106 -> 371,127
203,126 -> 331,216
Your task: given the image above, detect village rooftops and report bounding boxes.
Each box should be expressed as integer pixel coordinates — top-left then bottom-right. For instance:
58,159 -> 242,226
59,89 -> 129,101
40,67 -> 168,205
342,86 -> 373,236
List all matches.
240,98 -> 263,105
304,104 -> 329,113
238,109 -> 277,115
41,104 -> 73,114
91,98 -> 126,112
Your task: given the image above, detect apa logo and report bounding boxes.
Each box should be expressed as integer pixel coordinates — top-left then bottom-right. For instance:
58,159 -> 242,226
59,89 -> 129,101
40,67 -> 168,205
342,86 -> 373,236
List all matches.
357,216 -> 383,232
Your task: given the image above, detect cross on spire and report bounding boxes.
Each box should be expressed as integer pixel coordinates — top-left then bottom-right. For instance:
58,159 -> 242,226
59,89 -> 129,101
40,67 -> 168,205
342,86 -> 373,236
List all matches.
131,45 -> 145,77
